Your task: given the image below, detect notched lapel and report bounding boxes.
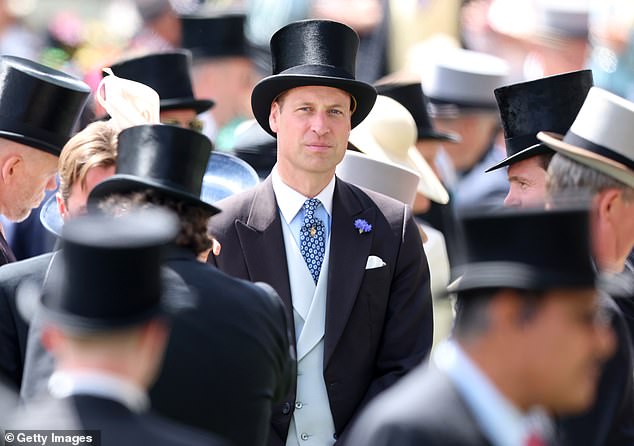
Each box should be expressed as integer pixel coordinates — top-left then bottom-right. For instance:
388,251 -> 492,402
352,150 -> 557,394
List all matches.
236,180 -> 293,312
324,180 -> 375,367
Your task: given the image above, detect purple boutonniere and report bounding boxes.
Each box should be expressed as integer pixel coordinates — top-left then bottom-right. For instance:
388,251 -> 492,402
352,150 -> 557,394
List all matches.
354,219 -> 372,234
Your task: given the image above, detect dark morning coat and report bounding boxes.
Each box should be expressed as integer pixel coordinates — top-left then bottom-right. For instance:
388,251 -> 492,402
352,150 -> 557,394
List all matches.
208,176 -> 434,444
345,362 -> 493,446
17,247 -> 295,446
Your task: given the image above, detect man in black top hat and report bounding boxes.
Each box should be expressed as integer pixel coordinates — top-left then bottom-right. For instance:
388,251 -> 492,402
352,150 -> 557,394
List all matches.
486,69 -> 593,208
208,19 -> 432,445
180,14 -> 258,150
108,50 -> 213,132
0,56 -> 90,265
347,206 -> 616,446
11,209 -> 224,446
86,124 -> 293,446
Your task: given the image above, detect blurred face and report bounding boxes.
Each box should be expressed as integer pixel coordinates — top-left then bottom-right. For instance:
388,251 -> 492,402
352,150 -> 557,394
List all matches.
5,146 -> 58,222
57,165 -> 116,221
270,85 -> 352,188
518,288 -> 615,414
504,157 -> 548,208
161,109 -> 203,133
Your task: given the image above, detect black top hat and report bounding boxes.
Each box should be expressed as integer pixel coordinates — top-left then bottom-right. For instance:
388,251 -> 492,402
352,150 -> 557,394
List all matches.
0,56 -> 90,156
375,83 -> 460,142
450,206 -> 595,293
251,19 -> 377,137
108,51 -> 213,114
89,124 -> 220,215
486,69 -> 593,172
41,209 -> 178,332
180,13 -> 250,60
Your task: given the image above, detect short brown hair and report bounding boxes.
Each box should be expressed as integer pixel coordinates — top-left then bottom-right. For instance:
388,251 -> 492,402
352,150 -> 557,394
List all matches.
58,120 -> 118,203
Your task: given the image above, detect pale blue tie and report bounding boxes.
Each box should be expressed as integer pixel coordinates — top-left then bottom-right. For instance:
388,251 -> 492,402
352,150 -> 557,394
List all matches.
299,198 -> 326,284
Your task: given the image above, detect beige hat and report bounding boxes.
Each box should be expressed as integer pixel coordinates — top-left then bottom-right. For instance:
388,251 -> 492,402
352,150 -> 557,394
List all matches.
348,95 -> 450,204
538,87 -> 634,188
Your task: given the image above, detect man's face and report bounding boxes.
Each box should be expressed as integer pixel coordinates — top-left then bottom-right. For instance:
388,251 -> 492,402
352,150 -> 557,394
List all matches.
57,165 -> 116,221
160,109 -> 203,133
517,288 -> 615,414
270,85 -> 352,185
504,156 -> 547,208
6,146 -> 58,222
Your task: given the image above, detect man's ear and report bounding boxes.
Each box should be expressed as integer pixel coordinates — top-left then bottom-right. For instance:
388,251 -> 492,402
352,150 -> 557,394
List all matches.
269,102 -> 280,134
596,188 -> 621,226
0,155 -> 22,185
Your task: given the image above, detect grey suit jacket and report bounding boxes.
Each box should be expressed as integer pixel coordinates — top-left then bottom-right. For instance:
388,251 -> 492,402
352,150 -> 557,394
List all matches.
208,176 -> 433,444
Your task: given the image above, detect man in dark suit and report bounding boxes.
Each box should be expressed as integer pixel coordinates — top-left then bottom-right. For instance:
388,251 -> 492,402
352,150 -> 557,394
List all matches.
347,207 -> 616,445
10,209 -> 224,446
0,56 -> 90,265
208,20 -> 432,445
87,124 -> 294,446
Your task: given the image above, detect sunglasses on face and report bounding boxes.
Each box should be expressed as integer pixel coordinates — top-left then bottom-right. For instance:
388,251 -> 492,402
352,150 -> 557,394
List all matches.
161,118 -> 204,133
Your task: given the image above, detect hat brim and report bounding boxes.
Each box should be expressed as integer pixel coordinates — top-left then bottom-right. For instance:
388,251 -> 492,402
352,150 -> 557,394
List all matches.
418,128 -> 462,143
349,131 -> 449,204
0,130 -> 62,156
201,152 -> 259,203
160,98 -> 215,115
251,74 -> 377,137
447,262 -> 595,293
89,175 -> 220,215
485,143 -> 554,172
40,194 -> 63,237
537,131 -> 634,188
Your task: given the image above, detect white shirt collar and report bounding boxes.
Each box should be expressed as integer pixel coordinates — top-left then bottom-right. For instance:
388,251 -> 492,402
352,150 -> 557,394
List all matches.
49,369 -> 150,413
271,165 -> 335,224
433,340 -> 552,446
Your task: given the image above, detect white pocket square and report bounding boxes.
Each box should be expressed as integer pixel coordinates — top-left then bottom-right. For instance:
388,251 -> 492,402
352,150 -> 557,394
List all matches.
365,255 -> 386,270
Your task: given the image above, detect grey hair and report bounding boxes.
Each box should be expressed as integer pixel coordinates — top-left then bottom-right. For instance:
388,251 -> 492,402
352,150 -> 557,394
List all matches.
547,153 -> 634,202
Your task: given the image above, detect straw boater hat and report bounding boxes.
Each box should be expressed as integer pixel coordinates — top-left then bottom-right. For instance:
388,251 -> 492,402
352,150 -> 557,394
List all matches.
538,87 -> 634,188
348,95 -> 449,204
251,19 -> 377,137
486,69 -> 593,172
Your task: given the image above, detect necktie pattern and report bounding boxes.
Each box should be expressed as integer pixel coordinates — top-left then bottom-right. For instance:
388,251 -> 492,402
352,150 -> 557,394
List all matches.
299,198 -> 326,284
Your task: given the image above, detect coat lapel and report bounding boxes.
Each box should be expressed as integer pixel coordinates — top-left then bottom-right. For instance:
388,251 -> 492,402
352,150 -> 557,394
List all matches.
236,178 -> 293,312
324,179 -> 375,367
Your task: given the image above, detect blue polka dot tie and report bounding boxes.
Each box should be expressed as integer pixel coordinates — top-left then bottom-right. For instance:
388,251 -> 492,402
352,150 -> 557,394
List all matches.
299,198 -> 326,284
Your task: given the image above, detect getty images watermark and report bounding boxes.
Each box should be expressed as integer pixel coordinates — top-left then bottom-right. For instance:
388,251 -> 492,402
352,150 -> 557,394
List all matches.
3,431 -> 100,446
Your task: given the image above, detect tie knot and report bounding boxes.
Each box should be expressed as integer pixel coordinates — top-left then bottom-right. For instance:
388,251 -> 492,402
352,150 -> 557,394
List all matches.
303,198 -> 321,218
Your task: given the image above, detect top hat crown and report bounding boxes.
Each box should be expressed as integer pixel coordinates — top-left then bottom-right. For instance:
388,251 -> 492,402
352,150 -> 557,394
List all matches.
41,209 -> 179,331
538,87 -> 634,188
451,206 -> 595,292
90,124 -> 219,215
0,56 -> 90,156
109,51 -> 213,114
375,82 -> 460,142
180,13 -> 250,60
486,69 -> 593,172
251,19 -> 377,137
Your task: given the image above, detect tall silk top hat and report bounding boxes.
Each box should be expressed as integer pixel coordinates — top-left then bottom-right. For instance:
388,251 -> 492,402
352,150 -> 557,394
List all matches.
337,151 -> 420,207
41,209 -> 179,332
90,124 -> 220,215
0,56 -> 90,156
251,19 -> 377,137
450,206 -> 595,293
108,51 -> 214,114
180,13 -> 250,59
348,95 -> 449,204
486,69 -> 594,172
538,87 -> 634,188
422,48 -> 509,116
375,82 -> 460,142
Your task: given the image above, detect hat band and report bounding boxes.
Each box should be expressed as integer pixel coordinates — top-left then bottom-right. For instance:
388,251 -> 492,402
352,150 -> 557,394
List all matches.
0,116 -> 67,152
277,64 -> 355,80
504,133 -> 540,156
563,131 -> 634,171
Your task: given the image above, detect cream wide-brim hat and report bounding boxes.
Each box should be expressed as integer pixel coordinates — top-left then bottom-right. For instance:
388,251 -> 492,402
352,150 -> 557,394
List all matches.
537,87 -> 634,189
348,95 -> 449,204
